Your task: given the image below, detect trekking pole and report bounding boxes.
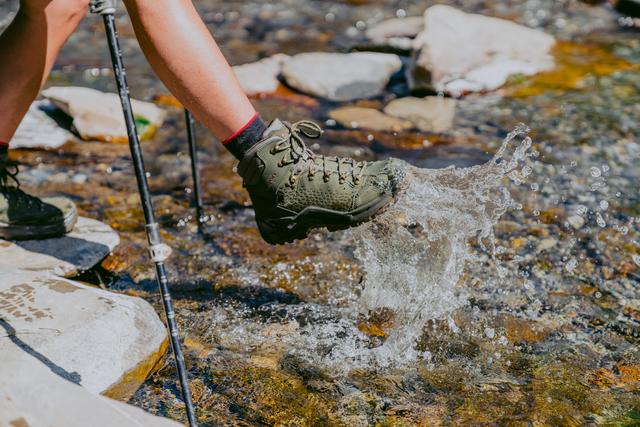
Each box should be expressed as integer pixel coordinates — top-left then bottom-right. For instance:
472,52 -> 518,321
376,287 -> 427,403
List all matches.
184,110 -> 204,225
89,1 -> 197,425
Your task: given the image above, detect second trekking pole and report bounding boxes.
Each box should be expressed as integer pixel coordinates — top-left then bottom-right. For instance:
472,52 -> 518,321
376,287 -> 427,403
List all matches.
90,1 -> 197,425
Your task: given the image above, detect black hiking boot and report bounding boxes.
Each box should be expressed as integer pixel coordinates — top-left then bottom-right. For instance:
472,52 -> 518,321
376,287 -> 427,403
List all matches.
0,152 -> 77,240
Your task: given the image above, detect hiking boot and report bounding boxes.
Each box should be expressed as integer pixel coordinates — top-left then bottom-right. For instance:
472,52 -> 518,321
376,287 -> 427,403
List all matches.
0,153 -> 77,240
238,119 -> 407,244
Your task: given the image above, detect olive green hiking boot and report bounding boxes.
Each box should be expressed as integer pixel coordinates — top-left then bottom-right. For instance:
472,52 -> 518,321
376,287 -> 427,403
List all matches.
0,153 -> 77,240
238,119 -> 407,244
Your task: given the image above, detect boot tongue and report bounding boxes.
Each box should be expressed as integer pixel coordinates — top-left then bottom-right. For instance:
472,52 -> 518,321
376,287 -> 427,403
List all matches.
263,119 -> 290,139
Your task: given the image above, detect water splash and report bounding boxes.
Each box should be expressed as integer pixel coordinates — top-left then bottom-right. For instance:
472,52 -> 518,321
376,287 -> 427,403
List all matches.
345,124 -> 536,366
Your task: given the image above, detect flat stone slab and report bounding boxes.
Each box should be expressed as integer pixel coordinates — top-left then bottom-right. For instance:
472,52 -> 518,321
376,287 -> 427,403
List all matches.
0,216 -> 120,277
10,101 -> 76,150
1,338 -> 180,427
281,52 -> 402,101
0,266 -> 168,398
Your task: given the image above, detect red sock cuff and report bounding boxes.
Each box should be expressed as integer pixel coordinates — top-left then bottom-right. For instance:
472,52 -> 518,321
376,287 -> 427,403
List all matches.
222,112 -> 260,145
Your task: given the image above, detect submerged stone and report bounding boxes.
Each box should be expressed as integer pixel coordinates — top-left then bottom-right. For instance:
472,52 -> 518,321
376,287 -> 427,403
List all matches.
383,96 -> 457,132
329,106 -> 413,131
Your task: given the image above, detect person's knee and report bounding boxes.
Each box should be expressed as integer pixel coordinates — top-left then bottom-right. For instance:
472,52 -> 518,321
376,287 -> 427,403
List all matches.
20,0 -> 90,22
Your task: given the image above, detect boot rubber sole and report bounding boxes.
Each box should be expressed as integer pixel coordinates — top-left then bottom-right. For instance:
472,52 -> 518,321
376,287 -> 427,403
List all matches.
256,179 -> 407,245
0,205 -> 78,241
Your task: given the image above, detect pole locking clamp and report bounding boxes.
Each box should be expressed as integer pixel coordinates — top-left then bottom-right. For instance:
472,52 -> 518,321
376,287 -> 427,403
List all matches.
148,243 -> 172,262
89,0 -> 117,15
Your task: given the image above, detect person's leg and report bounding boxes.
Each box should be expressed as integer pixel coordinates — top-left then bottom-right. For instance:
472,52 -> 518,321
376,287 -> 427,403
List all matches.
0,0 -> 89,143
122,0 -> 257,142
123,0 -> 406,245
0,0 -> 82,240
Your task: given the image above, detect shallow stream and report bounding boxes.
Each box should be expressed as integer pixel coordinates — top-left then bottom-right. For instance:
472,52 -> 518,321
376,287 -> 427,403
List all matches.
2,0 -> 640,424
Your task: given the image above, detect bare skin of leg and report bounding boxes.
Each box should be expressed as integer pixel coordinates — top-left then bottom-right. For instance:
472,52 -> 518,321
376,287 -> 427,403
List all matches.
123,0 -> 257,141
0,0 -> 89,141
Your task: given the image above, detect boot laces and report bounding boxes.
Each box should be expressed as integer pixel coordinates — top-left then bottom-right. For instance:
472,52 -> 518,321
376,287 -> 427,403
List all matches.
0,159 -> 49,212
270,120 -> 368,187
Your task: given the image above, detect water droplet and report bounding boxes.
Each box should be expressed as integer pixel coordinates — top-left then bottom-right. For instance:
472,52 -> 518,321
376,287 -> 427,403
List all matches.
633,255 -> 640,267
533,210 -> 540,216
602,164 -> 610,173
396,9 -> 407,18
355,20 -> 366,30
590,167 -> 602,178
530,183 -> 539,191
484,327 -> 495,339
596,212 -> 606,228
325,12 -> 335,22
599,200 -> 609,211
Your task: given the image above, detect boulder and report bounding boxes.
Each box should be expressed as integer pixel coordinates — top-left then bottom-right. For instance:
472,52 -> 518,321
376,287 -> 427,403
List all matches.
329,106 -> 412,132
383,97 -> 456,132
10,101 -> 76,149
410,5 -> 555,95
281,52 -> 402,101
41,86 -> 166,143
0,217 -> 120,277
233,54 -> 290,95
0,266 -> 169,399
1,338 -> 180,426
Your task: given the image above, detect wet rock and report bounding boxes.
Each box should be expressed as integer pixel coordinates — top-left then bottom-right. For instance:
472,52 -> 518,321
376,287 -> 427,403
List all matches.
568,214 -> 586,229
0,217 -> 120,278
0,266 -> 168,398
281,52 -> 402,101
364,17 -> 424,52
10,101 -> 76,149
1,337 -> 178,426
233,54 -> 290,96
410,5 -> 555,95
383,97 -> 456,132
329,106 -> 412,131
42,86 -> 166,143
366,16 -> 424,41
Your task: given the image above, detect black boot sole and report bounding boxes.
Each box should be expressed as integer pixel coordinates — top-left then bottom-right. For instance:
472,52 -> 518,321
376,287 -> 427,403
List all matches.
0,207 -> 78,241
256,192 -> 398,245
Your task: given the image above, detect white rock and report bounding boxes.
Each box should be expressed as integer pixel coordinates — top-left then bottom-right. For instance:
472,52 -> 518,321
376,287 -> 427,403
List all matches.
233,54 -> 290,95
329,106 -> 413,131
568,215 -> 585,230
41,86 -> 166,142
1,337 -> 180,427
281,52 -> 402,101
365,17 -> 424,51
0,217 -> 120,277
0,266 -> 168,397
365,16 -> 425,40
410,5 -> 555,95
383,96 -> 457,132
10,101 -> 76,149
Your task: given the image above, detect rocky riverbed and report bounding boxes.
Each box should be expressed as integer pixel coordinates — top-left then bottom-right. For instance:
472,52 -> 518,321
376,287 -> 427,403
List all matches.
1,0 -> 639,425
